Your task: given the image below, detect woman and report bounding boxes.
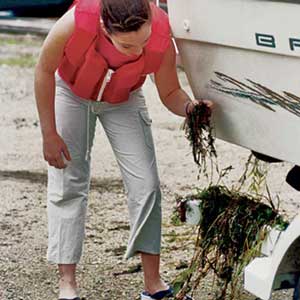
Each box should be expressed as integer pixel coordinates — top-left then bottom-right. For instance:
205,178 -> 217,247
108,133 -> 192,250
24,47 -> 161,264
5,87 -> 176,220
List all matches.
34,0 -> 212,299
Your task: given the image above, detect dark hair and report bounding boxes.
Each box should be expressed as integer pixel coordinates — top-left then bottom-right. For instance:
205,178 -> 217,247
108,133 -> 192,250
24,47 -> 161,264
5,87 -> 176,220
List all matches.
101,0 -> 152,34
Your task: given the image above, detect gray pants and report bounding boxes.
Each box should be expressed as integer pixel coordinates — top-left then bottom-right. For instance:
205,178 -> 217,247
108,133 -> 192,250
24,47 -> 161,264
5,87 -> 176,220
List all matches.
47,75 -> 162,264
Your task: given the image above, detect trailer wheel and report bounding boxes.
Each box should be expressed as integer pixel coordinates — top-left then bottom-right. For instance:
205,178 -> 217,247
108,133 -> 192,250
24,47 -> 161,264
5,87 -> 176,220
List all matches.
293,276 -> 300,300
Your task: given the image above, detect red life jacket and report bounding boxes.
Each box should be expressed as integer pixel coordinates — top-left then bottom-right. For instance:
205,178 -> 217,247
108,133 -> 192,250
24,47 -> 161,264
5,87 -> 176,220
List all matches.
58,0 -> 171,103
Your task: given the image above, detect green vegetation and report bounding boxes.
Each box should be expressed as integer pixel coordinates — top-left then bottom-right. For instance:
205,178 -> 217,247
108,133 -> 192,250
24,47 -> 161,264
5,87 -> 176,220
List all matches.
0,35 -> 43,47
0,53 -> 37,68
0,34 -> 42,68
0,54 -> 37,68
183,101 -> 216,177
173,185 -> 288,300
173,104 -> 288,300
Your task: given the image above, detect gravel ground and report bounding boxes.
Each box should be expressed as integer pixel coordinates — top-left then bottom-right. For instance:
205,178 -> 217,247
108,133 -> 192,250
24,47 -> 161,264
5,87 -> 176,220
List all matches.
0,33 -> 299,300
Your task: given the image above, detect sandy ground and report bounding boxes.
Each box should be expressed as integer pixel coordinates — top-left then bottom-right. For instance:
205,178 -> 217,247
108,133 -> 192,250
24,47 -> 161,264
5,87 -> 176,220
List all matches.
0,33 -> 299,300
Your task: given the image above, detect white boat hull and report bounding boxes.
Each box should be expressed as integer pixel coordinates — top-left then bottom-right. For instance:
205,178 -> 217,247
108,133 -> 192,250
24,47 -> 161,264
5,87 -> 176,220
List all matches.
168,0 -> 300,165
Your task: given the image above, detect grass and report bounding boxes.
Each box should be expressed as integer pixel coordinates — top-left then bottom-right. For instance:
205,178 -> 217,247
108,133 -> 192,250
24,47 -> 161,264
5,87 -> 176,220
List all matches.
0,34 -> 43,47
0,34 -> 41,68
0,54 -> 37,68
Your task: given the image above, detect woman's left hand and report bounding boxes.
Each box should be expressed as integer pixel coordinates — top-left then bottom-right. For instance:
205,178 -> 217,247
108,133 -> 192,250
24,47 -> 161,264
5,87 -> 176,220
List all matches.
185,99 -> 214,116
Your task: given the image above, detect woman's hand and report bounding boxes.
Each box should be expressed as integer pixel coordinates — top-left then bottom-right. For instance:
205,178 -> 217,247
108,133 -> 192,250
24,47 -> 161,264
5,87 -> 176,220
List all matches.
34,6 -> 76,169
185,99 -> 214,116
43,133 -> 71,169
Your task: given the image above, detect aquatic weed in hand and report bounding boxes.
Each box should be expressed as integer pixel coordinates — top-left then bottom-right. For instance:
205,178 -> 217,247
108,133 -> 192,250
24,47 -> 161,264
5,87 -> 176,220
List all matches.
183,101 -> 216,174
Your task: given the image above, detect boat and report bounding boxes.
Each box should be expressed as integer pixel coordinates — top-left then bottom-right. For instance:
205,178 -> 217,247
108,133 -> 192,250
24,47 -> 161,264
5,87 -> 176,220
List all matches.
168,0 -> 300,166
167,1 -> 300,299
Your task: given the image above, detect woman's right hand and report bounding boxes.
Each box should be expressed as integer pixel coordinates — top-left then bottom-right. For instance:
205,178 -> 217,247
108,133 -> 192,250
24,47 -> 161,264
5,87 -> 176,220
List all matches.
43,133 -> 71,169
34,6 -> 75,168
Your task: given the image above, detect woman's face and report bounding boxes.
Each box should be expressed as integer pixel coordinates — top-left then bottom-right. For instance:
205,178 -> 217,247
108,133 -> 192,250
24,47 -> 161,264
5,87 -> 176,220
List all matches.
107,22 -> 152,56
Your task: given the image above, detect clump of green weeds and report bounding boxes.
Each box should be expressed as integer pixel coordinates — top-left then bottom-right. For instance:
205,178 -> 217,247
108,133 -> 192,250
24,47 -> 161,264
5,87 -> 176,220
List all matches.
173,104 -> 288,300
183,101 -> 216,178
173,186 -> 288,300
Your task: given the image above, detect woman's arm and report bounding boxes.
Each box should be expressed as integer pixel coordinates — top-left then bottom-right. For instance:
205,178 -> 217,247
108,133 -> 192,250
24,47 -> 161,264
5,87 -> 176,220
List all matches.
154,41 -> 212,117
34,6 -> 75,168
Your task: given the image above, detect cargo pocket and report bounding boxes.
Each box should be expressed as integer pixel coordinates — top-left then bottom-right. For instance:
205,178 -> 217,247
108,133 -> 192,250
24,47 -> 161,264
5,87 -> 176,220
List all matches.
139,110 -> 154,150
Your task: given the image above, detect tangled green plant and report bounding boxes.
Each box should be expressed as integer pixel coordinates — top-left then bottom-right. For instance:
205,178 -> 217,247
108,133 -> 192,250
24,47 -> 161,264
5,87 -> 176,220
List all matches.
173,103 -> 288,300
173,186 -> 288,300
183,102 -> 217,177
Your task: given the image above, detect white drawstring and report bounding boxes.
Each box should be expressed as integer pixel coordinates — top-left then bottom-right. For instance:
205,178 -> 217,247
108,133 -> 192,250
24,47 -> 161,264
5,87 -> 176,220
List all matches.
85,102 -> 91,161
85,69 -> 113,160
97,69 -> 113,102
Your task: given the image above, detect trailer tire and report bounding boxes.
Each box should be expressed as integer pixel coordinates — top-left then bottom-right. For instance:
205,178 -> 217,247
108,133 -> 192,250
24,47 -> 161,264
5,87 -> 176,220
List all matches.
293,276 -> 300,300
